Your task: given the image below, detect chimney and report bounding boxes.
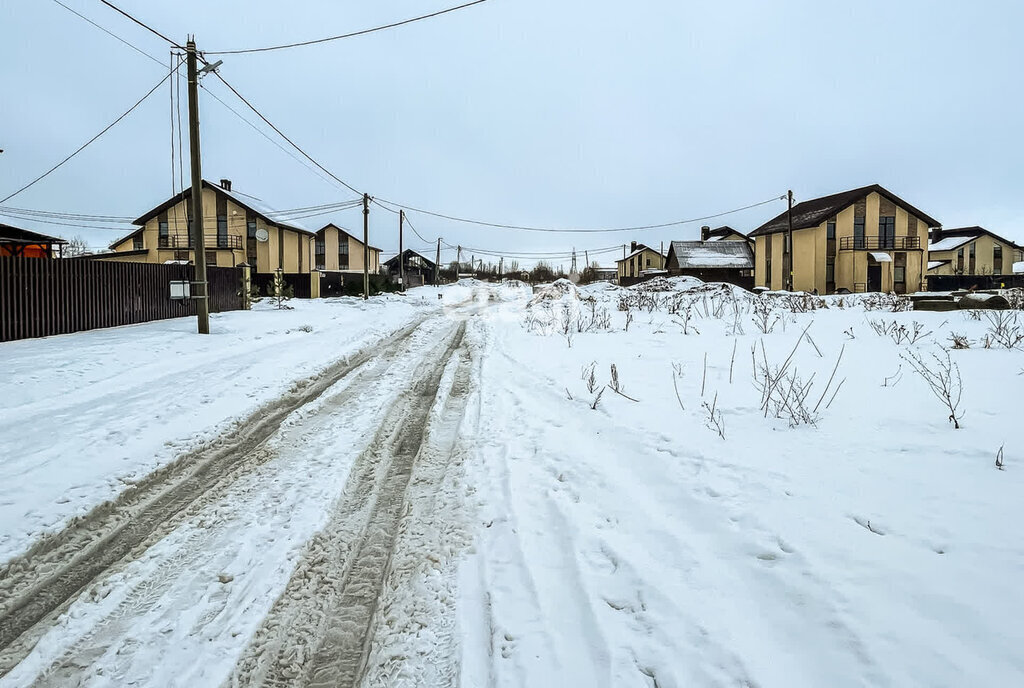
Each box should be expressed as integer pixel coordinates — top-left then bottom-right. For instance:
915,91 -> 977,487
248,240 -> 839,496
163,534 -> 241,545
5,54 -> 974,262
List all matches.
630,241 -> 637,252
930,226 -> 942,246
220,179 -> 232,191
701,225 -> 711,241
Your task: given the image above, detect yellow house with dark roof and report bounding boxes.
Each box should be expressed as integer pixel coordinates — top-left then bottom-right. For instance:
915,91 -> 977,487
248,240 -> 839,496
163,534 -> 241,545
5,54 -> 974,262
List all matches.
926,227 -> 1024,276
103,179 -> 315,276
750,184 -> 940,294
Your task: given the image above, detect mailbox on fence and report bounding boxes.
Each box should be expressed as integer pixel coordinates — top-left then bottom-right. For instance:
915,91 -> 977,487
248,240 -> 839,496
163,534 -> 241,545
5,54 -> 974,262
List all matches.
169,280 -> 191,300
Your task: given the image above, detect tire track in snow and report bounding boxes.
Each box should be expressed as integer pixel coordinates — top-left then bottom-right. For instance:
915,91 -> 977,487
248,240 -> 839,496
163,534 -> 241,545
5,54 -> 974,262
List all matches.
230,321 -> 469,688
0,318 -> 430,676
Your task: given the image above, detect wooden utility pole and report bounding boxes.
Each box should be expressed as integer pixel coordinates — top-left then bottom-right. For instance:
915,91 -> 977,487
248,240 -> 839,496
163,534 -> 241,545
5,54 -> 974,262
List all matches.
398,209 -> 405,292
186,38 -> 209,334
787,189 -> 794,291
362,193 -> 370,299
435,238 -> 441,285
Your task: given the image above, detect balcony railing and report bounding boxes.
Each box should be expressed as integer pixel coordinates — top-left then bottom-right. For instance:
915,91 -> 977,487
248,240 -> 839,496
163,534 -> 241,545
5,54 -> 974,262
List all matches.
839,236 -> 921,250
158,234 -> 243,250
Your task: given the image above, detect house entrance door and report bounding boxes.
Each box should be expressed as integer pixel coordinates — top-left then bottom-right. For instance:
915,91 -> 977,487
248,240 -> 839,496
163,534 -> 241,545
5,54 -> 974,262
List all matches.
867,264 -> 882,292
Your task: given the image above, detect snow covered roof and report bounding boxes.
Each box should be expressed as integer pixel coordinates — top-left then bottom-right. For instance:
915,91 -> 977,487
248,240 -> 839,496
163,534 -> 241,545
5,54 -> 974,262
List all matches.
1014,261 -> 1024,275
928,234 -> 979,252
869,252 -> 892,263
668,241 -> 754,269
927,260 -> 951,271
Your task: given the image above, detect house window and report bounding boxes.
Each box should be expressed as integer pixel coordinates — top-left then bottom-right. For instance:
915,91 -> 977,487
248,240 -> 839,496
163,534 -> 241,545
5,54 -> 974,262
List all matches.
994,243 -> 1003,274
315,237 -> 325,270
957,247 -> 965,273
246,214 -> 258,265
338,234 -> 349,270
827,221 -> 836,239
216,194 -> 228,249
879,216 -> 896,249
894,252 -> 907,294
969,242 -> 976,274
158,213 -> 169,248
825,257 -> 835,293
206,250 -> 217,266
133,235 -> 143,250
854,218 -> 866,249
764,234 -> 773,287
646,257 -> 651,268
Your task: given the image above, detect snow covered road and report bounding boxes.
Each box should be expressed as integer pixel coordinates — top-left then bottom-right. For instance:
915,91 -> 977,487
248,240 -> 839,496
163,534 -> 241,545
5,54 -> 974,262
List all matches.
1,280 -> 1023,687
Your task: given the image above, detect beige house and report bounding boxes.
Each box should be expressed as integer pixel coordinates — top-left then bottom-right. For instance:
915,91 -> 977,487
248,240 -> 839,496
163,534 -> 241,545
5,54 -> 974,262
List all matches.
926,227 -> 1024,276
105,179 -> 316,277
750,185 -> 940,294
314,223 -> 382,295
314,223 -> 380,274
616,242 -> 665,282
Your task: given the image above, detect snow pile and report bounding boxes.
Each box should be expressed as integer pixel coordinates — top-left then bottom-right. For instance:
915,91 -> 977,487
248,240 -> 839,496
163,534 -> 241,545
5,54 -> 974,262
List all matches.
527,278 -> 580,307
628,275 -> 704,292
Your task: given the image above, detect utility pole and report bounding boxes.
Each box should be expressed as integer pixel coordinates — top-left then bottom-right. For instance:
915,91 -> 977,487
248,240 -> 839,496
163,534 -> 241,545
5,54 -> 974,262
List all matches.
787,189 -> 794,291
362,193 -> 370,299
570,248 -> 577,274
186,38 -> 209,334
498,256 -> 503,278
435,238 -> 441,285
398,209 -> 405,292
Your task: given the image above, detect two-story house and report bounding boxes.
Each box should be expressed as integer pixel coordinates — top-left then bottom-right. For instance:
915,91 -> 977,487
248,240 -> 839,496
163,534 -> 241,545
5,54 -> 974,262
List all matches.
750,184 -> 940,294
616,242 -> 665,285
926,227 -> 1024,276
105,179 -> 316,279
314,223 -> 382,295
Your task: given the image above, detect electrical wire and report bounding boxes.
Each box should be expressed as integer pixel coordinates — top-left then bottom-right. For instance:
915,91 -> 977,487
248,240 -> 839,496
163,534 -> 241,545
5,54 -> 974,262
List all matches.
372,195 -> 786,233
208,72 -> 364,197
206,0 -> 490,55
0,68 -> 175,204
51,0 -> 166,67
97,0 -> 183,50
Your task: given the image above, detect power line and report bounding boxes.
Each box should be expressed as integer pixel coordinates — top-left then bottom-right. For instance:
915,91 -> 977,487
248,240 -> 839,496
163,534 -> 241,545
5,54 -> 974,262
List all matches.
209,71 -> 364,197
0,68 -> 175,204
50,0 -> 166,67
206,0 -> 491,55
373,195 -> 786,233
98,0 -> 183,50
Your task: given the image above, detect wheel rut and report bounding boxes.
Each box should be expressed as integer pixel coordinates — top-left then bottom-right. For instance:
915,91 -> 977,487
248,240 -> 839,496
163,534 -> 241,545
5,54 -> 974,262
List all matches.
231,321 -> 469,688
0,318 -> 429,675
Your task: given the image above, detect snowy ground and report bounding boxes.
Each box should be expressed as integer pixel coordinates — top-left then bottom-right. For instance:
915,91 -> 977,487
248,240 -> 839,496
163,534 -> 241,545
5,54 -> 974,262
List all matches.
0,280 -> 1022,687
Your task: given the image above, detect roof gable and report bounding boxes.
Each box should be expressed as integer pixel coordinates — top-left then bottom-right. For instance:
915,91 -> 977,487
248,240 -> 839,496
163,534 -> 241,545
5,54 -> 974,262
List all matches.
749,185 -> 941,237
132,180 -> 314,236
931,226 -> 1023,251
317,223 -> 382,252
384,249 -> 436,269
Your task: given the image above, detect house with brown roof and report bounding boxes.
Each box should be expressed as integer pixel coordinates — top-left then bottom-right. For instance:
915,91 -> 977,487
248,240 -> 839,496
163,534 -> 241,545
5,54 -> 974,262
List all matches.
749,184 -> 940,294
700,225 -> 751,244
314,223 -> 382,295
616,242 -> 665,285
103,178 -> 316,276
0,224 -> 67,258
926,227 -> 1024,276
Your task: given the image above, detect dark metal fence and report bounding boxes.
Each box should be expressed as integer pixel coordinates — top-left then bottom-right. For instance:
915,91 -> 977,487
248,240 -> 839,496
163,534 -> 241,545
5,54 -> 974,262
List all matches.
926,274 -> 1024,292
0,257 -> 245,342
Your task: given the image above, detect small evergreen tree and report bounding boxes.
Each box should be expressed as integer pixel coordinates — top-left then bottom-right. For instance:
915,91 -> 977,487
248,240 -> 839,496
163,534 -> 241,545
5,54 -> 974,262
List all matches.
266,271 -> 294,309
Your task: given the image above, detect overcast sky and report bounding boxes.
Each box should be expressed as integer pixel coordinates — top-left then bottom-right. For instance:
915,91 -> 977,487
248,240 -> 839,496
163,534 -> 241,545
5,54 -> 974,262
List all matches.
2,0 -> 1023,267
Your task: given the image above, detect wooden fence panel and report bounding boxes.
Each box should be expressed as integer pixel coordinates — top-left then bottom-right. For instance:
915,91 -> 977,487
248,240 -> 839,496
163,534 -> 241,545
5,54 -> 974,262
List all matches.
0,257 -> 245,342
